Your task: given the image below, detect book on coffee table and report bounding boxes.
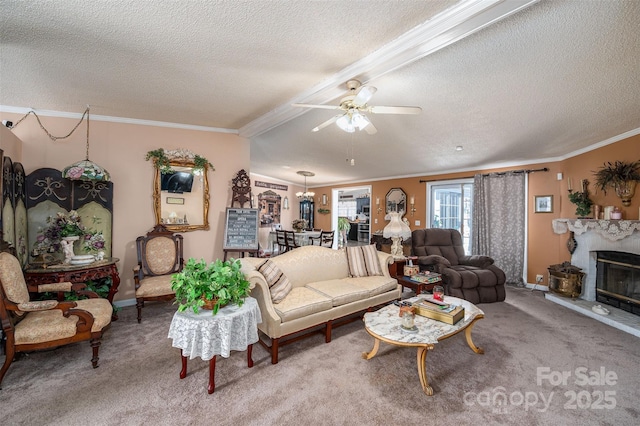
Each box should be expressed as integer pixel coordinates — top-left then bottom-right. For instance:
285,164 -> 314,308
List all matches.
412,298 -> 464,325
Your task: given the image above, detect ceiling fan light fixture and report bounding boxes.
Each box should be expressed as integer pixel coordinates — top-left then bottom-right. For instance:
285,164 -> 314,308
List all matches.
336,114 -> 355,133
352,112 -> 370,130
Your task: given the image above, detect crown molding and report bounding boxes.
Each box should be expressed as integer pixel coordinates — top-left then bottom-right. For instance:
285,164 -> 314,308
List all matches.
239,0 -> 540,138
0,105 -> 238,134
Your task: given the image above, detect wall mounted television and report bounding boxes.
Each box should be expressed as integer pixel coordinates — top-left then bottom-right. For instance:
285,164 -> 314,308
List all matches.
161,171 -> 194,193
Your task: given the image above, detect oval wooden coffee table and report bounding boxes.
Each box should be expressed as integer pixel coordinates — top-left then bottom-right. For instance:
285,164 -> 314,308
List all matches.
362,296 -> 484,396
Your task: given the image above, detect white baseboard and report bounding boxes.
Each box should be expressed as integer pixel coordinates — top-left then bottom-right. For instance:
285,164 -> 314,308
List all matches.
113,298 -> 137,308
525,283 -> 549,291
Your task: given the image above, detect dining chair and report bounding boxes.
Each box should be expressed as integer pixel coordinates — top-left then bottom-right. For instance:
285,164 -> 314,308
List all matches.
284,230 -> 300,252
275,230 -> 288,255
310,230 -> 335,248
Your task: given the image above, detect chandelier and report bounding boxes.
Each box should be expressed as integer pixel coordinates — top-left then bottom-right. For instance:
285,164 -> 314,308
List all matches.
296,170 -> 315,201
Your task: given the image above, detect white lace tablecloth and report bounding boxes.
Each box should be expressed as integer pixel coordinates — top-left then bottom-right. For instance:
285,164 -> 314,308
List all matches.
363,296 -> 483,345
168,297 -> 261,361
552,219 -> 640,241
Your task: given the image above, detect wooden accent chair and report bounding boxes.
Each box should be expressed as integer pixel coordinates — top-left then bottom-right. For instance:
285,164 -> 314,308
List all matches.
310,230 -> 335,248
0,252 -> 112,388
133,225 -> 184,323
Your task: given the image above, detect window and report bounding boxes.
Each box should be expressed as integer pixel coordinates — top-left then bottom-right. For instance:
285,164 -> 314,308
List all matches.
337,200 -> 357,219
427,179 -> 474,254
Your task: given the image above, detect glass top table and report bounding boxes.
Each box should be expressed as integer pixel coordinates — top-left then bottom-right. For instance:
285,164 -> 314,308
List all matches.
362,296 -> 485,396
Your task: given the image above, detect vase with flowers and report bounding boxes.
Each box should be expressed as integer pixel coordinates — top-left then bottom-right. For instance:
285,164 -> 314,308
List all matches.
292,219 -> 307,233
31,210 -> 97,263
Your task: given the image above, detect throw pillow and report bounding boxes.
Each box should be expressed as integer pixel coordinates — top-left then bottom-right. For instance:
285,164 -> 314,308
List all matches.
346,244 -> 383,277
257,260 -> 292,303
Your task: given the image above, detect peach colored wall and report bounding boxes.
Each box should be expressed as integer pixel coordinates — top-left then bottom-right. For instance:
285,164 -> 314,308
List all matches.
0,126 -> 23,161
1,111 -> 250,302
312,134 -> 639,285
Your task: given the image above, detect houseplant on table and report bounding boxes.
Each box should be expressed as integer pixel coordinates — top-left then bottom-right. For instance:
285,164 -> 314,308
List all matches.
593,160 -> 640,206
171,258 -> 250,315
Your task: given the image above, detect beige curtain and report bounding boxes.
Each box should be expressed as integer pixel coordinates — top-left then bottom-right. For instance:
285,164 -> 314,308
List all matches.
472,172 -> 526,286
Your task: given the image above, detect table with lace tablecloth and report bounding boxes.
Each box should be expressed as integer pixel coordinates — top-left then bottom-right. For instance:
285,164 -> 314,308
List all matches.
168,297 -> 261,394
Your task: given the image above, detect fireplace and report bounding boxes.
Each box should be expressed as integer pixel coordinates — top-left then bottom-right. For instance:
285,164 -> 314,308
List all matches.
596,251 -> 640,315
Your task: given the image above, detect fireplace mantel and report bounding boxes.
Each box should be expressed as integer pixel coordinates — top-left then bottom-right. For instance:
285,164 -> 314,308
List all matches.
553,219 -> 640,241
551,219 -> 640,301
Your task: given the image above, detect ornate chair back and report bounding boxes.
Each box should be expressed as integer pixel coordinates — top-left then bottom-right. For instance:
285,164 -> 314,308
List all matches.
133,225 -> 184,322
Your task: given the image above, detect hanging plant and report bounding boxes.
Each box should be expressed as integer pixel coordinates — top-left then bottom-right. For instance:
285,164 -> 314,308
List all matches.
145,148 -> 214,173
593,160 -> 640,193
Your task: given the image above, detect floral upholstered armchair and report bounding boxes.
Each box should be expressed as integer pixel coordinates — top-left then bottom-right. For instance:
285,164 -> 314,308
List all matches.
133,225 -> 184,322
0,251 -> 112,387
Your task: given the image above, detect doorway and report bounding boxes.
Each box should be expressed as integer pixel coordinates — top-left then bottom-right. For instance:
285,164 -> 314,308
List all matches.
331,185 -> 371,247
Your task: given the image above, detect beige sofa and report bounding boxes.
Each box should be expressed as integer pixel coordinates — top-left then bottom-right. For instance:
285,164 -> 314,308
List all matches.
240,245 -> 401,364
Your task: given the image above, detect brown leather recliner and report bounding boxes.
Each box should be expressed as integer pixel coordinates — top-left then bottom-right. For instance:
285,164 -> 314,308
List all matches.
411,228 -> 506,304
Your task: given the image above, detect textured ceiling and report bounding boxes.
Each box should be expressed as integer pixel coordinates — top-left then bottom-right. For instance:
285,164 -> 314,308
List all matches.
1,0 -> 639,187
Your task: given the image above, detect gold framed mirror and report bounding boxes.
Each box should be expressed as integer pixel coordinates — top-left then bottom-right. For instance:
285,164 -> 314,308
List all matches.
153,159 -> 210,232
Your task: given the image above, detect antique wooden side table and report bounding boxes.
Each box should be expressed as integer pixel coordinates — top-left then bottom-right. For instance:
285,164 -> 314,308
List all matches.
24,257 -> 121,320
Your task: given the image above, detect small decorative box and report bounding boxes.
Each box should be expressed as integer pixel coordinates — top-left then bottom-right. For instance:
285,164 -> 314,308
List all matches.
404,265 -> 420,276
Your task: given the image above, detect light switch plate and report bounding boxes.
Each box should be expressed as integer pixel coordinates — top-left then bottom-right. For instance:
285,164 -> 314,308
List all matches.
415,220 -> 421,226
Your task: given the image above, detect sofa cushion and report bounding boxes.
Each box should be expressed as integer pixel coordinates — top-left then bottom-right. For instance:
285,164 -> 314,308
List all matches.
306,279 -> 371,307
349,276 -> 399,298
257,259 -> 292,303
346,245 -> 383,277
273,287 -> 333,322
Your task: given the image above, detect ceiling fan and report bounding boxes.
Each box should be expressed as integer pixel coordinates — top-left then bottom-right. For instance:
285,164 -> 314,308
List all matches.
293,79 -> 422,134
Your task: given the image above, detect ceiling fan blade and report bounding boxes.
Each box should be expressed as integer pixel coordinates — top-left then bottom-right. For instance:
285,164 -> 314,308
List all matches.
293,103 -> 340,110
364,120 -> 377,135
369,105 -> 422,115
352,85 -> 377,106
311,114 -> 341,132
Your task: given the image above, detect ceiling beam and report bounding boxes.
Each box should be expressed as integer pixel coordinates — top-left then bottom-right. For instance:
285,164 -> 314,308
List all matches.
239,0 -> 539,138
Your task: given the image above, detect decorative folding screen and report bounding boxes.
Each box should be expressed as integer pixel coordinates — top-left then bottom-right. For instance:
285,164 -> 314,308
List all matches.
26,168 -> 114,262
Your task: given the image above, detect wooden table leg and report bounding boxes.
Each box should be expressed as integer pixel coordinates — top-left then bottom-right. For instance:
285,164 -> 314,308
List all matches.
417,344 -> 435,396
247,344 -> 254,368
362,338 -> 380,360
464,318 -> 484,354
208,356 -> 216,394
180,350 -> 187,379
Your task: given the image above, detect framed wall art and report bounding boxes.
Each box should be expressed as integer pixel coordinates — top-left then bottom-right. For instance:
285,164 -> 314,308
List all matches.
534,195 -> 553,213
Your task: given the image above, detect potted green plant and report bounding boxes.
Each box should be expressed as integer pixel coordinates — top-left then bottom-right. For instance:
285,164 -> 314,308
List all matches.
337,217 -> 351,247
593,160 -> 640,206
171,258 -> 250,315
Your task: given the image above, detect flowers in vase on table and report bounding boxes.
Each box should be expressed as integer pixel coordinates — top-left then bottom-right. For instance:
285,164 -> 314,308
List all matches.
292,219 -> 307,232
31,210 -> 90,256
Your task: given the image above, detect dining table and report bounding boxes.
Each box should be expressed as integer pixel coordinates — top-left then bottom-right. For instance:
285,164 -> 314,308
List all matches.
268,230 -> 321,253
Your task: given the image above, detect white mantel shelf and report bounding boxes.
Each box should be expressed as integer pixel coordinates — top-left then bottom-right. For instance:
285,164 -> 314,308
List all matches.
552,219 -> 640,241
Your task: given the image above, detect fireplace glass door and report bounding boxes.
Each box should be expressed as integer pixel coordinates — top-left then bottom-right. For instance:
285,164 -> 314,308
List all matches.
596,251 -> 640,315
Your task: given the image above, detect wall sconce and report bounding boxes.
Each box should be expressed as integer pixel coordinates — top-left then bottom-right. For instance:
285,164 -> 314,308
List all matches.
322,194 -> 328,206
283,196 -> 289,210
409,195 -> 416,216
376,197 -> 382,215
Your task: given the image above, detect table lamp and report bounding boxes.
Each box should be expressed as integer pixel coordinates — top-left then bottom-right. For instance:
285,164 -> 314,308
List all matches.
383,211 -> 411,259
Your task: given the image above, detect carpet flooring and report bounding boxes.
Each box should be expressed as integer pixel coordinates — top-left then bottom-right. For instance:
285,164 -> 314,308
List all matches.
1,286 -> 639,425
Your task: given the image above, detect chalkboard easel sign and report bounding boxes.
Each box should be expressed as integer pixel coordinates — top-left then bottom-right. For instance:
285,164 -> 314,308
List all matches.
223,208 -> 259,259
